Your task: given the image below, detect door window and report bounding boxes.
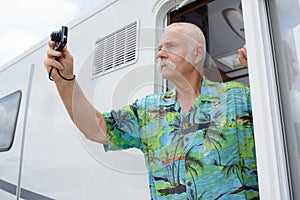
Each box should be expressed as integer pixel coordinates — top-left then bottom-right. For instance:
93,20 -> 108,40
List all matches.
267,0 -> 300,198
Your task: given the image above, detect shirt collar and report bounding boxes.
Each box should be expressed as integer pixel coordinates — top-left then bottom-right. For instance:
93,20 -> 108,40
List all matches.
160,76 -> 220,106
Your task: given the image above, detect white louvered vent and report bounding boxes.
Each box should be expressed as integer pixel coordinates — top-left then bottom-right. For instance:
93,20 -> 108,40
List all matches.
92,21 -> 138,77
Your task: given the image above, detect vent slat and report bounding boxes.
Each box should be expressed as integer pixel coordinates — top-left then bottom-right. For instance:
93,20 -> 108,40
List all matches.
92,21 -> 138,77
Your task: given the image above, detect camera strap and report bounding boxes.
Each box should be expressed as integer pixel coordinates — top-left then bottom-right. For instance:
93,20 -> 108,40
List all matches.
48,66 -> 76,81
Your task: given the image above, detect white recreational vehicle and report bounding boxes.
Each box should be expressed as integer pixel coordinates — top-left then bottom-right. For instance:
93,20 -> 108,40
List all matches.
0,0 -> 300,199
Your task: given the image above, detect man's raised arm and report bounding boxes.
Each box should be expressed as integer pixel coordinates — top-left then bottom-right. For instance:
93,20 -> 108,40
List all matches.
44,41 -> 108,144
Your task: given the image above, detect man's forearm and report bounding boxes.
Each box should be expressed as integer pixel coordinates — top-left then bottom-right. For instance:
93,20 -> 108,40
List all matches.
55,79 -> 108,144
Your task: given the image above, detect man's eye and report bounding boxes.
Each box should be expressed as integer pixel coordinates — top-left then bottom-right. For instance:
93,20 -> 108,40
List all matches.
168,44 -> 176,48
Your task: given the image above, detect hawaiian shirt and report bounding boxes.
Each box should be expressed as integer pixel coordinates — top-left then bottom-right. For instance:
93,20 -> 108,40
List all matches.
103,77 -> 259,200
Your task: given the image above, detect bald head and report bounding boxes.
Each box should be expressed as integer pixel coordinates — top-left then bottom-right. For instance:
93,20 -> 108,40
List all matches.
166,22 -> 206,68
166,23 -> 206,52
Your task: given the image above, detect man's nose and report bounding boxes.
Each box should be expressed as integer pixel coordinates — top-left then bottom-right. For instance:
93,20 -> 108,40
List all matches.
157,48 -> 168,59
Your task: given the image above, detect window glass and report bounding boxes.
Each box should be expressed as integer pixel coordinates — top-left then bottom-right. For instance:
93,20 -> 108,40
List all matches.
267,0 -> 300,198
0,90 -> 22,152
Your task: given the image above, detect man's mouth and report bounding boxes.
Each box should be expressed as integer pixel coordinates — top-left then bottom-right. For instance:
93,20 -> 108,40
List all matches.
157,60 -> 176,72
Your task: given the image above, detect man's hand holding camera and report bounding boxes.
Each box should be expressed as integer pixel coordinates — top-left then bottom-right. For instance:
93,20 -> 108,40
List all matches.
44,41 -> 74,82
44,26 -> 75,82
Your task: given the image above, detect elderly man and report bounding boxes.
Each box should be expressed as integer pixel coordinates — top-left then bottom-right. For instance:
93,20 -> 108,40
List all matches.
44,22 -> 259,199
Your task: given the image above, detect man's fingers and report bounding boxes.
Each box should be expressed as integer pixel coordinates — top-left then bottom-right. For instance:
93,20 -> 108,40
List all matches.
45,41 -> 74,81
47,47 -> 62,59
238,46 -> 248,67
61,45 -> 73,60
44,57 -> 64,71
48,40 -> 55,49
243,44 -> 247,54
240,47 -> 247,58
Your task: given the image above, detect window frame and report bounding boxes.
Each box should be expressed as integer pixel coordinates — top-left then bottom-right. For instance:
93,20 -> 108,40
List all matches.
0,90 -> 22,152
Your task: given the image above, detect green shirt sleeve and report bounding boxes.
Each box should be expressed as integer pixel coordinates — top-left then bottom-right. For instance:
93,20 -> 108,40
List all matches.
103,102 -> 142,152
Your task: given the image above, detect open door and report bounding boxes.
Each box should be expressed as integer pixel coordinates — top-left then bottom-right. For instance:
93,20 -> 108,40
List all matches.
163,0 -> 247,90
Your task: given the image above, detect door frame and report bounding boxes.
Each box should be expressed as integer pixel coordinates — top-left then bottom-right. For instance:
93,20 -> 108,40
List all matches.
242,0 -> 291,199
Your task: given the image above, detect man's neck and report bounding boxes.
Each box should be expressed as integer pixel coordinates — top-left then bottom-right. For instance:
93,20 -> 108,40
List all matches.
174,75 -> 203,114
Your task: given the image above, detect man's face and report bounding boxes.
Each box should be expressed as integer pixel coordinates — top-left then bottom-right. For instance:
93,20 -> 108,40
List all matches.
157,28 -> 198,80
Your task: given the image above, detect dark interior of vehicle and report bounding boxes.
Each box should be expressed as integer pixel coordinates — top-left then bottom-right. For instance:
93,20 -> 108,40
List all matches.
170,0 -> 249,85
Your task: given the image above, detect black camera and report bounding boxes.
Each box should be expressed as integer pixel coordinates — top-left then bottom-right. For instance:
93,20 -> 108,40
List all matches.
50,26 -> 68,52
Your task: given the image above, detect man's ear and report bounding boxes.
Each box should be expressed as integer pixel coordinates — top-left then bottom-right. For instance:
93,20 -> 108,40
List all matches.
194,45 -> 204,65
